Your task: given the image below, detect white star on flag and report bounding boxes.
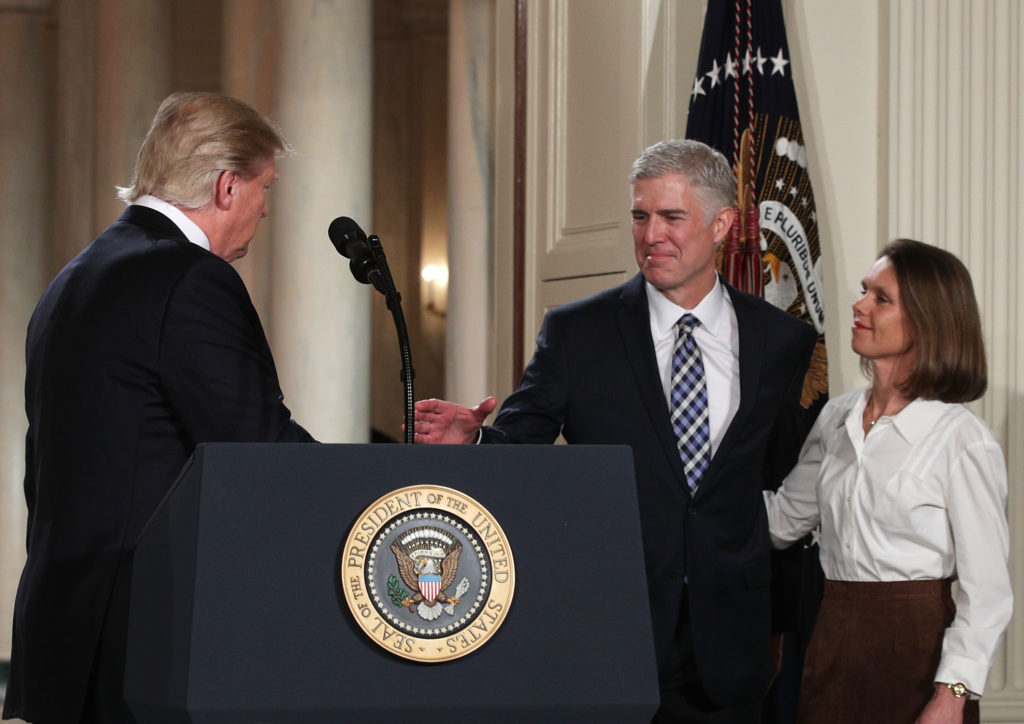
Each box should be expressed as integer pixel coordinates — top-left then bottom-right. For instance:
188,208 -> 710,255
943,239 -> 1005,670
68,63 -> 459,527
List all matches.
691,76 -> 706,100
724,53 -> 738,80
770,48 -> 789,76
706,58 -> 722,88
754,47 -> 768,74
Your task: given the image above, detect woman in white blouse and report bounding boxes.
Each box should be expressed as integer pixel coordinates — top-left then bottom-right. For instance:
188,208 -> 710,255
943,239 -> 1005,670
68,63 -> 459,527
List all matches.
765,239 -> 1011,724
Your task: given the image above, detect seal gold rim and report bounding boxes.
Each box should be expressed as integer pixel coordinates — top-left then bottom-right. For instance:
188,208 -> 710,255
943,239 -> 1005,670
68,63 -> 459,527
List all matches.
340,484 -> 515,663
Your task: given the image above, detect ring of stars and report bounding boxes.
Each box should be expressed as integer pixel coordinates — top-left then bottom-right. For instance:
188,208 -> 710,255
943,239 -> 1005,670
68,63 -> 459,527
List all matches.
365,510 -> 491,638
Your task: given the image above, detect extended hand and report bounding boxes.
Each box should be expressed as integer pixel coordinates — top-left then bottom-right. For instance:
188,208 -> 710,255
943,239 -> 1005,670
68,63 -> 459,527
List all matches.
413,397 -> 497,444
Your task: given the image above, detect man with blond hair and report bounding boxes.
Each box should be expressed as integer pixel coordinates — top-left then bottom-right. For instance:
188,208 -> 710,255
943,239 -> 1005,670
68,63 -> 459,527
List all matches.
5,92 -> 314,723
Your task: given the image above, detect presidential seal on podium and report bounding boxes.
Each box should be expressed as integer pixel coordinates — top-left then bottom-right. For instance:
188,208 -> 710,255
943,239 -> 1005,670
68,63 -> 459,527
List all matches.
340,485 -> 515,662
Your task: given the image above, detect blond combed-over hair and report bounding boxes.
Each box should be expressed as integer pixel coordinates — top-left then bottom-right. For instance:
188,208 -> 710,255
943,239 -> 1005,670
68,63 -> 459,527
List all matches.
117,92 -> 290,209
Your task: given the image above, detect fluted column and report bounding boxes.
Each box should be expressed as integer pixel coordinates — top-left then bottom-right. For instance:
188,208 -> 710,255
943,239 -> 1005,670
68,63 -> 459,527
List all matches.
446,0 -> 494,405
222,0 -> 279,323
264,0 -> 373,442
92,0 -> 172,234
53,0 -> 96,268
0,0 -> 52,661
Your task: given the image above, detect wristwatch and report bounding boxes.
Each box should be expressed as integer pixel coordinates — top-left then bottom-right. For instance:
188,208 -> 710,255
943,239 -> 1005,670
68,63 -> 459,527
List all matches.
944,682 -> 969,698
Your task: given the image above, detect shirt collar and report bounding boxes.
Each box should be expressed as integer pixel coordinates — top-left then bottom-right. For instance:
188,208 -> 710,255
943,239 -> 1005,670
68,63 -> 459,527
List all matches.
646,276 -> 729,340
845,387 -> 948,445
889,397 -> 949,445
132,195 -> 211,251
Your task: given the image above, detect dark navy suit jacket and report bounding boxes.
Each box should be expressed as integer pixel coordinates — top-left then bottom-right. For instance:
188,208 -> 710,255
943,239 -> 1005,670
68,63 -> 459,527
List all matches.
482,273 -> 815,707
6,206 -> 313,722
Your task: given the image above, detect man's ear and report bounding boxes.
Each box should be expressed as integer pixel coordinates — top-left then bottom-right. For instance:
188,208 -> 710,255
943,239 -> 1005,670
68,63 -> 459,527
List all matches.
213,170 -> 238,211
711,204 -> 735,243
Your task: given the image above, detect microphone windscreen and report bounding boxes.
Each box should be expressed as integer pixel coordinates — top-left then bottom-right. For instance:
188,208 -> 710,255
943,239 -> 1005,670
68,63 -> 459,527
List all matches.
328,217 -> 367,258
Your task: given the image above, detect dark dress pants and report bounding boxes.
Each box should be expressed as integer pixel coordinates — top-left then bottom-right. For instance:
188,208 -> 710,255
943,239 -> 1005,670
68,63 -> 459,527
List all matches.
653,591 -> 761,724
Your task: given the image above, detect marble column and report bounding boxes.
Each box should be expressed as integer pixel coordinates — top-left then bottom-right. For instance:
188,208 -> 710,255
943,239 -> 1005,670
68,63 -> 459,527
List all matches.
446,0 -> 494,405
0,0 -> 52,661
92,0 -> 172,233
222,0 -> 280,322
53,0 -> 97,268
264,0 -> 373,442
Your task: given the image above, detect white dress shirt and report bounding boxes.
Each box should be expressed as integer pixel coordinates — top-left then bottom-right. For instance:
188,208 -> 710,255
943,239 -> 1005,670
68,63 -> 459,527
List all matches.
647,278 -> 740,457
765,386 -> 1012,695
133,195 -> 211,251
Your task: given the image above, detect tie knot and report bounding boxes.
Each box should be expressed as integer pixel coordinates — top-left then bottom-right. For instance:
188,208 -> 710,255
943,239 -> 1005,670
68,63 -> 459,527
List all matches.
676,313 -> 700,336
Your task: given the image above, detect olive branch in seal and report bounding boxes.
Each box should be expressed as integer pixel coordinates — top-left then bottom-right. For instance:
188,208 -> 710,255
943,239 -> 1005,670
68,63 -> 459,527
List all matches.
387,575 -> 408,606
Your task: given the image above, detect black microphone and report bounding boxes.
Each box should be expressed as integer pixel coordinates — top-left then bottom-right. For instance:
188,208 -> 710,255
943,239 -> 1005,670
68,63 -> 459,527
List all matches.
328,216 -> 379,287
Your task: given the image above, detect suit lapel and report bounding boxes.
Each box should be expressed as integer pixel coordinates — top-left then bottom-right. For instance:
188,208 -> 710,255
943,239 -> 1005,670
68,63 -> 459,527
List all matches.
616,275 -> 690,493
695,284 -> 763,497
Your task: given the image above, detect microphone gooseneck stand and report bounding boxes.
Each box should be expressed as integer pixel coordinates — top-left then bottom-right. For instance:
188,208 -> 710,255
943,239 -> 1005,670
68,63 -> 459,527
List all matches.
365,235 -> 416,444
328,216 -> 416,443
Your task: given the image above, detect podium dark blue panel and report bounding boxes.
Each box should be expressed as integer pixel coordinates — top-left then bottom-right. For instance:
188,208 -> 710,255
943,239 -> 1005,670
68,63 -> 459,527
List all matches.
125,443 -> 658,723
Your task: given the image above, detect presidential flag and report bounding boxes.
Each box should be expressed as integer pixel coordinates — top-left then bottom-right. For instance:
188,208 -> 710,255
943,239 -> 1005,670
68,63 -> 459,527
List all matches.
685,0 -> 827,414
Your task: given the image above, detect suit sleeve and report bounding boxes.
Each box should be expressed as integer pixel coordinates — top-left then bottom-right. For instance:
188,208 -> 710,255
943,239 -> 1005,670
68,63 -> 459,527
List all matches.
158,255 -> 314,445
482,309 -> 569,445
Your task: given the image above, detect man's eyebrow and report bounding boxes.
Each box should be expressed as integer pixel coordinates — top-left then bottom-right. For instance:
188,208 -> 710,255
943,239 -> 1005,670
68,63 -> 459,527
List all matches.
630,208 -> 687,215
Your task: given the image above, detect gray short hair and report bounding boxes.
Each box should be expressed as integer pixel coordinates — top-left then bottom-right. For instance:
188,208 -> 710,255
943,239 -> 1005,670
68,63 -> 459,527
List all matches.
117,92 -> 291,209
629,139 -> 735,222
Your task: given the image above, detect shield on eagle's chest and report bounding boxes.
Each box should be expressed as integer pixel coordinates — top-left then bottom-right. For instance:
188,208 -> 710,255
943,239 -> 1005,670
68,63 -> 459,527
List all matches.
419,573 -> 442,603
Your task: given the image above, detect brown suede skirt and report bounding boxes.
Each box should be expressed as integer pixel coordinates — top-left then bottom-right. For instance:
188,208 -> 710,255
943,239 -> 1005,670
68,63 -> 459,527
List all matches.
797,579 -> 979,724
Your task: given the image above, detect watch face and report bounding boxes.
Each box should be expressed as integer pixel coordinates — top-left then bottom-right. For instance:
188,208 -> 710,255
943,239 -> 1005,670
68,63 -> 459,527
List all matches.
948,683 -> 968,698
